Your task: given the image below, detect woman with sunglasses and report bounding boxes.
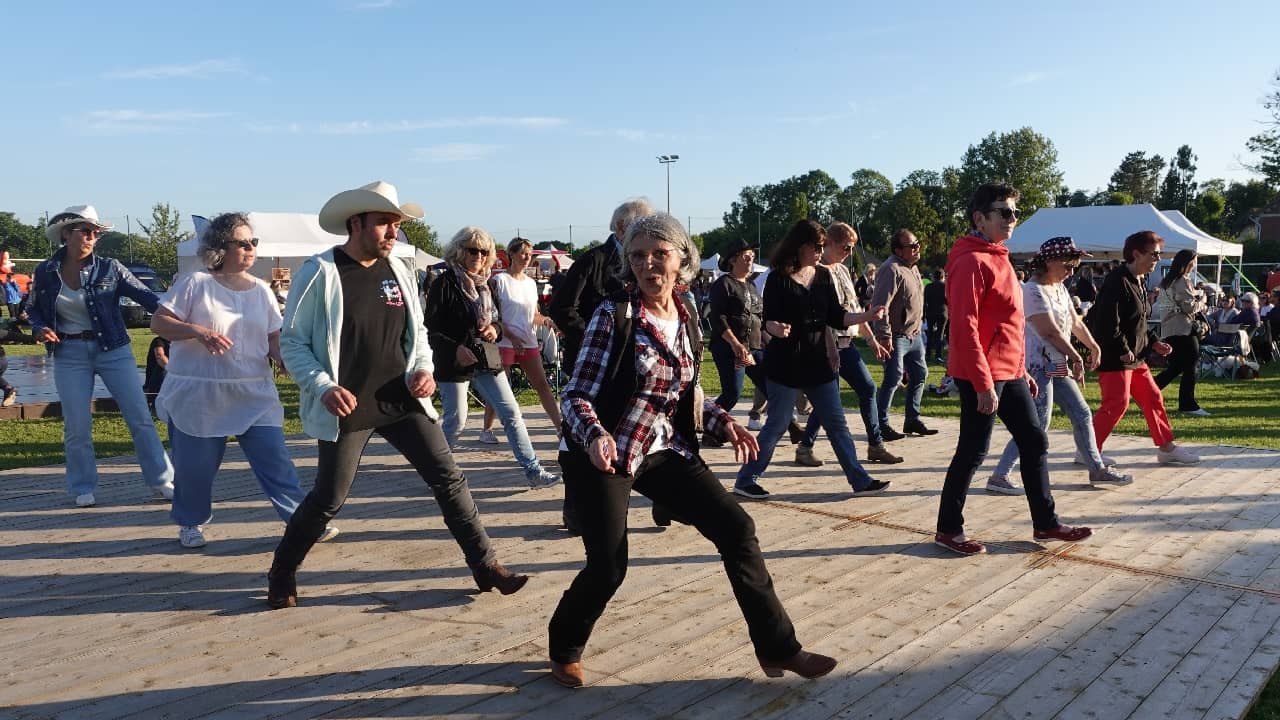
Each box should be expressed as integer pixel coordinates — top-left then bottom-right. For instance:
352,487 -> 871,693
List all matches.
28,205 -> 174,507
478,237 -> 562,443
426,227 -> 559,487
151,213 -> 337,548
984,237 -> 1132,496
1090,231 -> 1199,466
733,219 -> 889,500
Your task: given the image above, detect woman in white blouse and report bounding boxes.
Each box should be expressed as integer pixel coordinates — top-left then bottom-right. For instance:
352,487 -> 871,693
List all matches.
152,213 -> 336,549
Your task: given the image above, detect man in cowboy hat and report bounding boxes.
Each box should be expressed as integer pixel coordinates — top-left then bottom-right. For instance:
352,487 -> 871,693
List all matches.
265,180 -> 527,609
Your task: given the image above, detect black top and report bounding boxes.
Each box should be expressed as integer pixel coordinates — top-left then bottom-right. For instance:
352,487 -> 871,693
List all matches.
423,267 -> 503,383
144,337 -> 170,394
334,249 -> 416,431
707,274 -> 763,350
923,279 -> 947,321
547,236 -> 624,365
762,266 -> 847,387
1088,264 -> 1160,372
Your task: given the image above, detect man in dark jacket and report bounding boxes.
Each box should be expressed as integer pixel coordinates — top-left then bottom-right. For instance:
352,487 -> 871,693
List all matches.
923,269 -> 947,363
548,198 -> 655,366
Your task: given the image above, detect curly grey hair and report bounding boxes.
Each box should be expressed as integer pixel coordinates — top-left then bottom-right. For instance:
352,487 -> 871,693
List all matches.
609,198 -> 655,237
199,212 -> 252,271
443,226 -> 497,272
617,212 -> 700,285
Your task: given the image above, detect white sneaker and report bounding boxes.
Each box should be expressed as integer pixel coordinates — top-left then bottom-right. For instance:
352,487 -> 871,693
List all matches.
75,493 -> 96,507
527,469 -> 561,488
1074,451 -> 1116,467
1157,446 -> 1200,465
985,474 -> 1024,495
747,417 -> 763,431
317,525 -> 341,542
1181,408 -> 1211,417
477,429 -> 500,444
179,525 -> 206,548
153,483 -> 175,501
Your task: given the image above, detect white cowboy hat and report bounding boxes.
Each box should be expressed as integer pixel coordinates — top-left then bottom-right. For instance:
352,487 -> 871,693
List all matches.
45,205 -> 114,243
317,180 -> 424,236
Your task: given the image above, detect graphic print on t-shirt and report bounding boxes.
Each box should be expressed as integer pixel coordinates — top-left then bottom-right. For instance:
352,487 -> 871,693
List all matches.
381,278 -> 405,307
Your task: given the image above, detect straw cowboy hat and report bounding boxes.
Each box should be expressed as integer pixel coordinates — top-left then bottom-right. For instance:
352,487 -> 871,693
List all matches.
318,180 -> 424,236
45,205 -> 114,243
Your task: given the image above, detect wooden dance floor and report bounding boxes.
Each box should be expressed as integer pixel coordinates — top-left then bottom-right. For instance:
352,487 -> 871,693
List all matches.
2,413 -> 1278,719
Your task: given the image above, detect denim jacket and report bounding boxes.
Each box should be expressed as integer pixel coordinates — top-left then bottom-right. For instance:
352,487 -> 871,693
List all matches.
27,246 -> 159,352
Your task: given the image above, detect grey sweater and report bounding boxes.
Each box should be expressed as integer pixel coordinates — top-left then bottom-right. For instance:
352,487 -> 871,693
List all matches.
870,254 -> 924,342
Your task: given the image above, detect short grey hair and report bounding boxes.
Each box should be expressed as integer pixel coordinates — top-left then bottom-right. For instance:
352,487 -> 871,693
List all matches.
199,212 -> 251,271
1241,291 -> 1259,306
443,226 -> 496,272
610,197 -> 655,237
617,212 -> 700,284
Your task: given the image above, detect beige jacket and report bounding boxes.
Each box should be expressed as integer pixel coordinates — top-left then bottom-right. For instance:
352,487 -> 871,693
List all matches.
1156,277 -> 1207,337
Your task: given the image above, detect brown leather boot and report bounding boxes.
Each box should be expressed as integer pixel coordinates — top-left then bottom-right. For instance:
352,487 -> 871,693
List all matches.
472,562 -> 529,595
757,649 -> 838,678
266,568 -> 297,609
866,443 -> 904,464
550,661 -> 585,688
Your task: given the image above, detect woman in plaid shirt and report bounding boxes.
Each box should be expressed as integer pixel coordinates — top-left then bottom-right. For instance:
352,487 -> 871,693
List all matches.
547,213 -> 837,688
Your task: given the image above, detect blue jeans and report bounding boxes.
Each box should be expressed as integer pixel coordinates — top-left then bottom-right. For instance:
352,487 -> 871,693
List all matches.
992,371 -> 1105,478
937,378 -> 1059,535
801,344 -> 882,446
709,340 -> 766,412
736,377 -> 873,491
439,371 -> 544,477
877,334 -> 928,430
168,423 -> 304,527
53,340 -> 174,496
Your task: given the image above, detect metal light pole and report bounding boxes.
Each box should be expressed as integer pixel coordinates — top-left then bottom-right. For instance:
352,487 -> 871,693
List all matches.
657,154 -> 679,211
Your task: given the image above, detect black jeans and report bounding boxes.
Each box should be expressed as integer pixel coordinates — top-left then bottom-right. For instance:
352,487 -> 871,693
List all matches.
272,410 -> 496,574
548,449 -> 801,664
1154,334 -> 1200,411
936,378 -> 1060,535
926,316 -> 947,358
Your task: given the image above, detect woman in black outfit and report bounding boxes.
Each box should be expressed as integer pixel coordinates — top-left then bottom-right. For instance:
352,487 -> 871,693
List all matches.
705,239 -> 770,445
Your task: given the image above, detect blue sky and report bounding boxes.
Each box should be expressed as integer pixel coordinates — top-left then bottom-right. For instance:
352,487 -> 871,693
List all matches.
2,0 -> 1277,247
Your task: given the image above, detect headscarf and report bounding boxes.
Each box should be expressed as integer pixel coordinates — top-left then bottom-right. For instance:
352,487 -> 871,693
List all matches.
450,262 -> 495,332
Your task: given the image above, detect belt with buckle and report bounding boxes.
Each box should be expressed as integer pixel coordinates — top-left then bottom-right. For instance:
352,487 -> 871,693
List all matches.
56,331 -> 97,341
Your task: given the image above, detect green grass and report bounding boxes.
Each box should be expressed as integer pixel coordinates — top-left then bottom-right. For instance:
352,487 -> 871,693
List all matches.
3,331 -> 1278,717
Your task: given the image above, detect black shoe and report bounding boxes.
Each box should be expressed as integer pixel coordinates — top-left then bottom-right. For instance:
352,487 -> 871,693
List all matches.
652,503 -> 672,527
880,426 -> 905,442
563,514 -> 582,537
903,419 -> 938,436
733,482 -> 771,500
851,480 -> 891,497
266,568 -> 297,609
700,432 -> 723,448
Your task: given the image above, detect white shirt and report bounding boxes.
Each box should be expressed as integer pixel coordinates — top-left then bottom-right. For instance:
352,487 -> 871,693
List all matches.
491,272 -> 540,349
155,272 -> 285,437
1023,281 -> 1075,373
645,314 -> 684,456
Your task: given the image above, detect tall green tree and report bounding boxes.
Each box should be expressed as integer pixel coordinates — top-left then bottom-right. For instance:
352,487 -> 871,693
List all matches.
880,187 -> 943,264
1245,69 -> 1280,186
134,202 -> 191,278
956,127 -> 1063,218
0,212 -> 47,260
400,218 -> 441,257
1107,151 -> 1165,204
1157,145 -> 1198,212
838,169 -> 894,252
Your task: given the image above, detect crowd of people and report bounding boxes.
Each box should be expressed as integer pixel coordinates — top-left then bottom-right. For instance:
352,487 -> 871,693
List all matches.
15,178 -> 1238,686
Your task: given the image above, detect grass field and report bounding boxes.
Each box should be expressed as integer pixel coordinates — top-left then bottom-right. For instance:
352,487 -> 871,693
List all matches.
3,327 -> 1278,717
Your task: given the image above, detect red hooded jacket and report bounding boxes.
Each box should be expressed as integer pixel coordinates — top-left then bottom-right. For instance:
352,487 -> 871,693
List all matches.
944,234 -> 1026,393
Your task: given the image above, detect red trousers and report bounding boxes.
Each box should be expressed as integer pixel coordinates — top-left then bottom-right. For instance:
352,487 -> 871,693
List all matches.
1092,365 -> 1174,448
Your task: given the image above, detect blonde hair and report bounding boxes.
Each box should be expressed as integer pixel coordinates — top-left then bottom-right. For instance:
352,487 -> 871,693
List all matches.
443,226 -> 496,273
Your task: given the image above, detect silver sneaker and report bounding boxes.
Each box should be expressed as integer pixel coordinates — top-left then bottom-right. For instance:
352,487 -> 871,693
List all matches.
1090,466 -> 1134,486
179,525 -> 206,548
153,483 -> 175,501
477,429 -> 500,444
1157,445 -> 1200,465
317,525 -> 341,542
747,417 -> 763,431
985,474 -> 1024,495
527,469 -> 561,488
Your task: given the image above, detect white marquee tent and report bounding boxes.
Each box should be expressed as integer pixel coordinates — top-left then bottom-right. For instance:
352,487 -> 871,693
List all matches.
1006,204 -> 1243,259
700,253 -> 768,276
177,212 -> 441,281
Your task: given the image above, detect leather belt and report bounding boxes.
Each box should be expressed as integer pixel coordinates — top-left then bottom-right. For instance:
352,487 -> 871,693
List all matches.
56,331 -> 97,340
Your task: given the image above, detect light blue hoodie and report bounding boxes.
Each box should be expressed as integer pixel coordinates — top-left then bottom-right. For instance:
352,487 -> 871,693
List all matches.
281,248 -> 437,442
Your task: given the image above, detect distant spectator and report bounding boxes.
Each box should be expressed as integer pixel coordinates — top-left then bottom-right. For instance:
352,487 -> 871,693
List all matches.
0,345 -> 15,407
143,336 -> 171,408
2,274 -> 21,319
1074,265 -> 1098,306
1267,265 -> 1280,293
1235,292 -> 1261,328
923,269 -> 947,362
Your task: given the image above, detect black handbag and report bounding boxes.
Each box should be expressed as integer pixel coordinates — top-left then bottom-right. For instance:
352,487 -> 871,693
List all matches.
475,340 -> 503,372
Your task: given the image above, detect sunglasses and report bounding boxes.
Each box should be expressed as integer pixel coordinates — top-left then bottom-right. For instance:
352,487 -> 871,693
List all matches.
898,242 -> 921,250
986,207 -> 1020,221
73,226 -> 104,237
628,249 -> 677,266
464,246 -> 491,257
225,238 -> 260,250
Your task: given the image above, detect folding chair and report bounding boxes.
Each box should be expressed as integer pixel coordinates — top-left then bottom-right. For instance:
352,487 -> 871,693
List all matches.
1199,323 -> 1254,378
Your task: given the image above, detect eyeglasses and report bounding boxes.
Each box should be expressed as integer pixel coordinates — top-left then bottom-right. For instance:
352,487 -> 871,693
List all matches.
463,246 -> 490,257
73,226 -> 104,238
225,238 -> 260,250
628,248 -> 678,266
1147,249 -> 1163,258
898,243 -> 921,250
986,207 -> 1020,221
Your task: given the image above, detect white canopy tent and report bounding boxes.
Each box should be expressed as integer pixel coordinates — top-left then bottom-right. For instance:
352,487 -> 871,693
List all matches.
699,253 -> 768,277
178,212 -> 442,281
1006,204 -> 1242,259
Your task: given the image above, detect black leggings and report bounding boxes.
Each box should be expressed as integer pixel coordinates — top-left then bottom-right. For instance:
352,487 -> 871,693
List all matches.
1153,334 -> 1200,412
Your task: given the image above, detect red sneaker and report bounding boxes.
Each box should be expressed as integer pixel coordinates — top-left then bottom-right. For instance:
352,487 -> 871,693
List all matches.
1034,525 -> 1093,542
934,532 -> 986,556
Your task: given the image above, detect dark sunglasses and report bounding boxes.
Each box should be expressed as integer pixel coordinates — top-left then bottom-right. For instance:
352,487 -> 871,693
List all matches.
986,207 -> 1019,221
225,238 -> 259,250
464,246 -> 490,257
898,242 -> 921,250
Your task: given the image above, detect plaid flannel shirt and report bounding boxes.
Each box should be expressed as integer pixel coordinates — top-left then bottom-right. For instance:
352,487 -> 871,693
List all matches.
562,293 -> 732,475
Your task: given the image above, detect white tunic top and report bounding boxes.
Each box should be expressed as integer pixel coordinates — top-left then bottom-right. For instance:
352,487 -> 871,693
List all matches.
491,272 -> 540,349
155,272 -> 285,437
